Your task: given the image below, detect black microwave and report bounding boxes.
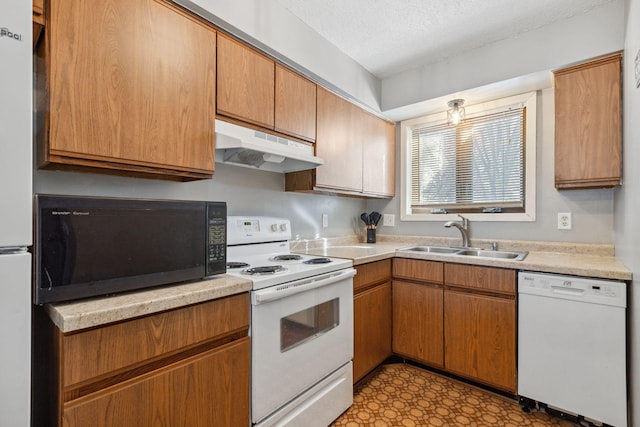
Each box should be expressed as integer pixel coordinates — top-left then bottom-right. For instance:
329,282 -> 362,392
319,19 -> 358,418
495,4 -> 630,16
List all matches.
33,195 -> 226,304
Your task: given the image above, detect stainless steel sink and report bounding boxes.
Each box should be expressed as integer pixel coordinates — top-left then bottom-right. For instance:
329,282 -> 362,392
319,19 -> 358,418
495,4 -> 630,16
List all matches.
397,246 -> 528,261
456,249 -> 528,261
398,246 -> 461,254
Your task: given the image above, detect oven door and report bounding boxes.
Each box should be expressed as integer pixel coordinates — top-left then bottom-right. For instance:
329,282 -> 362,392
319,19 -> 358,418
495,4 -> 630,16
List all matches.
251,267 -> 355,425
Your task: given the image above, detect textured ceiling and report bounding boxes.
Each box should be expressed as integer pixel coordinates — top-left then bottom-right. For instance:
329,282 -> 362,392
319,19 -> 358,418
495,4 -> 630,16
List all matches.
275,0 -> 615,79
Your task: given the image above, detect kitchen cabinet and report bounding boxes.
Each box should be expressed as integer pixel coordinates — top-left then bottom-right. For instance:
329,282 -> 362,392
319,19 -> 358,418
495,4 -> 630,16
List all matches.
444,263 -> 516,392
217,33 -> 275,129
392,259 -> 444,368
314,87 -> 363,192
33,0 -> 44,48
390,259 -> 516,392
32,294 -> 250,427
554,53 -> 622,189
36,0 -> 216,181
362,111 -> 396,196
285,87 -> 395,198
217,35 -> 317,142
353,260 -> 392,383
275,64 -> 317,142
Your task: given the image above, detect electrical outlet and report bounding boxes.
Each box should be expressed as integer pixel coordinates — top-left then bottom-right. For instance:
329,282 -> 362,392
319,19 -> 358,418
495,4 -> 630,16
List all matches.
557,212 -> 572,230
322,213 -> 328,228
383,214 -> 395,227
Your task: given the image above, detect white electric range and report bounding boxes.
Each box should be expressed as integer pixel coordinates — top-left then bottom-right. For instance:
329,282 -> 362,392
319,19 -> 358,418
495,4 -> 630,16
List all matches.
226,216 -> 355,427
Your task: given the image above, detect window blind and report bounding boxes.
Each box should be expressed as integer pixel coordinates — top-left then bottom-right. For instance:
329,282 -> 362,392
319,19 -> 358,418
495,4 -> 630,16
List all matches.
410,107 -> 525,213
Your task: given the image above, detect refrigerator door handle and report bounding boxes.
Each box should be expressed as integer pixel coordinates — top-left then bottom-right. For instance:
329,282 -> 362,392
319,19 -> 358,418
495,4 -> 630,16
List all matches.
0,247 -> 28,255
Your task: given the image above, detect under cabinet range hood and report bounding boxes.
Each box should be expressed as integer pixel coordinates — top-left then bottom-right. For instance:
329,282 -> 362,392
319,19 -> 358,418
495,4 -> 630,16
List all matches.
214,120 -> 323,173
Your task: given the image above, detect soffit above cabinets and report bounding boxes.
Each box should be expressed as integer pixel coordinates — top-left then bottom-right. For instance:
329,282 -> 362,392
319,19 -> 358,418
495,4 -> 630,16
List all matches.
275,0 -> 616,79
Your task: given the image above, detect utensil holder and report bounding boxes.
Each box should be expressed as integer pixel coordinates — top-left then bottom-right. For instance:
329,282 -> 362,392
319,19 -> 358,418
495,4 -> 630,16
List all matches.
366,228 -> 376,243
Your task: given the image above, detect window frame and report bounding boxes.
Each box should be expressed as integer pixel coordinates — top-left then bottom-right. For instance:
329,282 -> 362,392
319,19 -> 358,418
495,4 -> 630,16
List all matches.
400,92 -> 537,222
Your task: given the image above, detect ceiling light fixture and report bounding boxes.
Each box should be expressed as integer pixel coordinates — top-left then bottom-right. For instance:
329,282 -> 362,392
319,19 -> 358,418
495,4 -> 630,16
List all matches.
447,99 -> 465,125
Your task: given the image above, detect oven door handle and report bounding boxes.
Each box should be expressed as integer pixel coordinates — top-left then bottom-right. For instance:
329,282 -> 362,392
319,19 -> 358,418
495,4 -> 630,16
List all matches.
252,268 -> 356,305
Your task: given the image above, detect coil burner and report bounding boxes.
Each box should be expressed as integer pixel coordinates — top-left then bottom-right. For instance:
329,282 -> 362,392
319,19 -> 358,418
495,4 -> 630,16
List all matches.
227,262 -> 250,269
243,265 -> 287,275
303,257 -> 333,265
270,254 -> 304,261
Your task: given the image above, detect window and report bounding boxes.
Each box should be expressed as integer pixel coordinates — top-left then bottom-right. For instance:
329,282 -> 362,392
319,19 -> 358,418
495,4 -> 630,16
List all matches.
400,92 -> 536,222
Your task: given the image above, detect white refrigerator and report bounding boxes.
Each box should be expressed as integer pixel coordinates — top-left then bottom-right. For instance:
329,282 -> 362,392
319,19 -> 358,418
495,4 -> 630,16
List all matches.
0,0 -> 33,426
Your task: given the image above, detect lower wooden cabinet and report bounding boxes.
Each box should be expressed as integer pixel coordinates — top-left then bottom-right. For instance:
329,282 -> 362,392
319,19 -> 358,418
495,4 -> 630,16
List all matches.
444,290 -> 516,392
444,263 -> 517,393
33,293 -> 250,427
353,260 -> 392,383
391,259 -> 517,393
392,280 -> 444,368
62,338 -> 250,427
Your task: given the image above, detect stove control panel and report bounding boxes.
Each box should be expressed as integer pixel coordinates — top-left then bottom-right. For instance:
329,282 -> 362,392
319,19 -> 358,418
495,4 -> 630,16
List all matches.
227,216 -> 292,245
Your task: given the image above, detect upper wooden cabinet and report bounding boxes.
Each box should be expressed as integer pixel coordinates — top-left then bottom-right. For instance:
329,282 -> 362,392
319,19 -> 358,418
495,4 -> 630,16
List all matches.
363,112 -> 395,196
217,35 -> 317,142
217,33 -> 275,129
315,87 -> 363,192
285,87 -> 395,198
554,53 -> 622,189
38,0 -> 217,180
275,64 -> 317,142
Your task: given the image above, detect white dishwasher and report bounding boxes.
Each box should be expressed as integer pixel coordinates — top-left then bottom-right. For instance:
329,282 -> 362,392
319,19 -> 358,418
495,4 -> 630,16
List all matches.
518,271 -> 627,427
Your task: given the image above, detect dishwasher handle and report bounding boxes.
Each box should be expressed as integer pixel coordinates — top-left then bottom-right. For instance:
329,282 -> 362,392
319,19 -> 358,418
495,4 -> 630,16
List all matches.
551,286 -> 585,296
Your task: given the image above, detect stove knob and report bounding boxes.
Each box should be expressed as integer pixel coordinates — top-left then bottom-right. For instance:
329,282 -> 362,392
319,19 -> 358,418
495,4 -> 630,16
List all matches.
279,223 -> 287,232
271,224 -> 278,232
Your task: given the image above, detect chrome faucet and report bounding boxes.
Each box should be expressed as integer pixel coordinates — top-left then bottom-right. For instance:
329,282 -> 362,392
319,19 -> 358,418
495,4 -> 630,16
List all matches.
444,215 -> 470,247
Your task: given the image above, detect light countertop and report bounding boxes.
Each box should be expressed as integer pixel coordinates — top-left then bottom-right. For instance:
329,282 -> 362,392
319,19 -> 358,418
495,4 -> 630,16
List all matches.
291,236 -> 631,282
46,235 -> 631,333
46,274 -> 252,333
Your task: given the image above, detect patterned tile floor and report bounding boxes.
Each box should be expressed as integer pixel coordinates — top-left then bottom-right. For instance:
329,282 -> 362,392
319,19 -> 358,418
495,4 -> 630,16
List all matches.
331,363 -> 576,427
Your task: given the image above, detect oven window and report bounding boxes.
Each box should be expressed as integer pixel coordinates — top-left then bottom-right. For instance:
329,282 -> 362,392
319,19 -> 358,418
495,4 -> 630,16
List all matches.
280,298 -> 339,352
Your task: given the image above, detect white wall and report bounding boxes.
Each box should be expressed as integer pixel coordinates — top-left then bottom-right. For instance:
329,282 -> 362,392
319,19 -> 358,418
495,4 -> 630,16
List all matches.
368,87 -> 616,243
174,0 -> 382,112
34,164 -> 365,241
381,0 -> 626,113
615,0 -> 640,424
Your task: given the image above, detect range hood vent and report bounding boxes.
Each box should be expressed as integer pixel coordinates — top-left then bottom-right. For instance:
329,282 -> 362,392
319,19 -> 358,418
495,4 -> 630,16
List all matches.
214,120 -> 323,173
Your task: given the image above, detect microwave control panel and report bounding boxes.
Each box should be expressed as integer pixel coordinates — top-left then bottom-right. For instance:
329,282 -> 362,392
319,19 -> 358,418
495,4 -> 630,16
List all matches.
206,202 -> 227,275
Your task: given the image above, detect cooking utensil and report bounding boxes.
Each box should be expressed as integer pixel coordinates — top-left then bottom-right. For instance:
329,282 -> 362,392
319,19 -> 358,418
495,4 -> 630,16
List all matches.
360,212 -> 370,226
370,211 -> 381,226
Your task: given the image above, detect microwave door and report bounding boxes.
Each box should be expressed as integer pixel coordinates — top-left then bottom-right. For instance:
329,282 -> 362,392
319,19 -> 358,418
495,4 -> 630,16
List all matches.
41,216 -> 76,290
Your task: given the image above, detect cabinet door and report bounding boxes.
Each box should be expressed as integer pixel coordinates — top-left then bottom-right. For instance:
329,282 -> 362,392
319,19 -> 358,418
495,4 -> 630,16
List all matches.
48,0 -> 216,176
62,337 -> 250,427
217,33 -> 275,129
315,87 -> 362,192
362,114 -> 395,197
444,290 -> 516,392
554,54 -> 622,189
275,64 -> 316,142
353,282 -> 392,383
392,280 -> 444,368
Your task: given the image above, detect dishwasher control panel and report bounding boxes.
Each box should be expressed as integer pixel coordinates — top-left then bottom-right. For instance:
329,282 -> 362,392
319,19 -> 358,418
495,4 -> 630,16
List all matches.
518,271 -> 626,307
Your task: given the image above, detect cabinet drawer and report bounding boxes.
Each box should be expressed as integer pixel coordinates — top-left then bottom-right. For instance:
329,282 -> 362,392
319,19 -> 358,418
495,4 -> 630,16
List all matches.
393,258 -> 443,284
61,293 -> 249,388
62,337 -> 250,427
354,259 -> 391,293
444,263 -> 515,295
